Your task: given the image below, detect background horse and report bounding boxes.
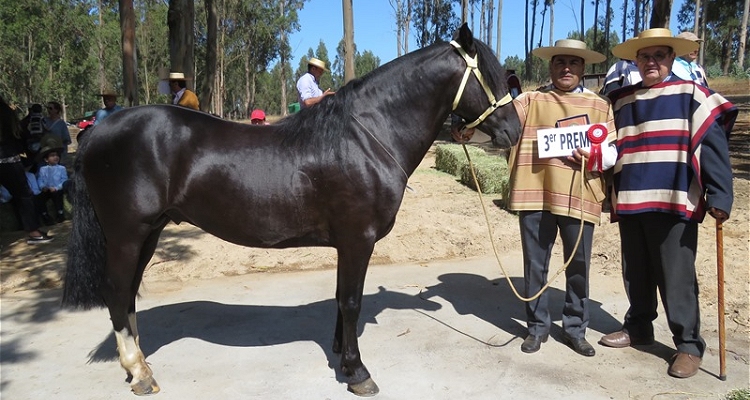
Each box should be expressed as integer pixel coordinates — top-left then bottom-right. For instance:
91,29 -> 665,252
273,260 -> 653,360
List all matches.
62,24 -> 520,396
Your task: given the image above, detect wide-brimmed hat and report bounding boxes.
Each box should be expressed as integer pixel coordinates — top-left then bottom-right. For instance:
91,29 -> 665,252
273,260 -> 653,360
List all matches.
612,28 -> 699,61
168,72 -> 191,81
250,109 -> 266,121
37,134 -> 64,161
676,31 -> 702,43
307,57 -> 328,71
98,88 -> 119,97
532,39 -> 606,64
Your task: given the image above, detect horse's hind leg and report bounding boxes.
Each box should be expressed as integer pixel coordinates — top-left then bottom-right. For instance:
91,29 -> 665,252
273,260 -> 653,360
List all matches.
103,227 -> 165,395
334,241 -> 380,397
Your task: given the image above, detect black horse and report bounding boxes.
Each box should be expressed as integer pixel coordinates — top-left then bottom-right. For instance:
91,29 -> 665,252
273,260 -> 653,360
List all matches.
62,24 -> 521,396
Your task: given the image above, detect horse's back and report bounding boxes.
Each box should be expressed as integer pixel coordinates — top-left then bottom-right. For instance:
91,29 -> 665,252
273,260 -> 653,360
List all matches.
79,105 -> 398,248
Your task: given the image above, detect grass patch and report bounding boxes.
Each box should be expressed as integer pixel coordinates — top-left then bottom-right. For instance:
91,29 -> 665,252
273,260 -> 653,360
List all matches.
725,388 -> 750,400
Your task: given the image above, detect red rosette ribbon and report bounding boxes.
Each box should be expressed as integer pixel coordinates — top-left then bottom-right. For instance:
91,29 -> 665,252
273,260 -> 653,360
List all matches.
586,124 -> 607,172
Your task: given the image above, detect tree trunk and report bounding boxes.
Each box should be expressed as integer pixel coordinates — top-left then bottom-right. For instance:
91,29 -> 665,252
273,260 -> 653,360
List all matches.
168,0 -> 195,90
634,0 -> 640,35
524,1 -> 530,80
549,0 -> 554,47
593,0 -> 599,72
462,0 -> 469,24
739,0 -> 748,68
496,0 -> 503,59
605,0 -> 612,66
649,0 -> 672,28
622,0 -> 628,40
404,0 -> 411,53
580,0 -> 584,38
97,0 -> 106,91
486,0 -> 493,47
279,0 -> 288,116
390,0 -> 404,57
201,0 -> 218,113
342,0 -> 355,83
120,0 -> 138,106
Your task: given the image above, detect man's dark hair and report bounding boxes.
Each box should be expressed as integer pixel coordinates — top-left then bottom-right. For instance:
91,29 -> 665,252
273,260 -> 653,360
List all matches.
171,80 -> 187,89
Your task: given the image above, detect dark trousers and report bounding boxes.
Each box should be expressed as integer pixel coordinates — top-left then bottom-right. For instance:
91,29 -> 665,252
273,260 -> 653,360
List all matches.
618,212 -> 705,357
38,190 -> 65,215
0,161 -> 40,232
520,211 -> 594,339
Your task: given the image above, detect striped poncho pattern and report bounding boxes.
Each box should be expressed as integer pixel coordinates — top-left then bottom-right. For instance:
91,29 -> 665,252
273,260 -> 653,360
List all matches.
610,79 -> 737,222
507,88 -> 617,224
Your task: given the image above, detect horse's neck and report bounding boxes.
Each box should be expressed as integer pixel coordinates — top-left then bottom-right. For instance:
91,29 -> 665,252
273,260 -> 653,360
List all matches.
357,50 -> 459,175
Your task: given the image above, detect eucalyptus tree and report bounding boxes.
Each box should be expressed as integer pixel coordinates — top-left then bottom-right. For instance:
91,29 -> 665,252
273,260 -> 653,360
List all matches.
650,0 -> 673,27
135,0 -> 170,105
678,0 -> 748,74
389,0 -> 412,57
411,0 -> 458,48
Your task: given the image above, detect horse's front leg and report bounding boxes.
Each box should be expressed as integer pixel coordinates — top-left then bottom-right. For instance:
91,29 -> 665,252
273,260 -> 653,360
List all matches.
334,242 -> 379,397
103,245 -> 160,395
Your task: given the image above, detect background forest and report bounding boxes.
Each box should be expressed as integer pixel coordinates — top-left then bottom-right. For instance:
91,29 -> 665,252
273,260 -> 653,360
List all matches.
0,0 -> 748,121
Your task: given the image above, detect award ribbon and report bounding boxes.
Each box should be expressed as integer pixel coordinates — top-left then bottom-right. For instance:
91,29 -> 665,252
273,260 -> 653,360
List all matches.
586,124 -> 607,172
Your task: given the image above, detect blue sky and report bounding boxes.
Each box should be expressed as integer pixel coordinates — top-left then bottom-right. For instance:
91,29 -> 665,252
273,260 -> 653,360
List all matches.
288,1 -> 685,66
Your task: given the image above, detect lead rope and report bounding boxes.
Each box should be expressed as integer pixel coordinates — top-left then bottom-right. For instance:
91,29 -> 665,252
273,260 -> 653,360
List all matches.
461,143 -> 586,302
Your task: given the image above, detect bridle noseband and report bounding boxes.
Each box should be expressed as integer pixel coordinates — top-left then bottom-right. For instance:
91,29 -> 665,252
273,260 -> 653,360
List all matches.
450,40 -> 513,129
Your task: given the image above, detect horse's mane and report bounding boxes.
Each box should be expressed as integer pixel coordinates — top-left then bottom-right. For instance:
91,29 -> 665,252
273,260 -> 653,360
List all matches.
471,39 -> 507,98
273,36 -> 506,155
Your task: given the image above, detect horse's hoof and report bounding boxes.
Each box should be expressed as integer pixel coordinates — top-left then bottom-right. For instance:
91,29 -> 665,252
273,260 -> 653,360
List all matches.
131,376 -> 160,396
347,377 -> 379,397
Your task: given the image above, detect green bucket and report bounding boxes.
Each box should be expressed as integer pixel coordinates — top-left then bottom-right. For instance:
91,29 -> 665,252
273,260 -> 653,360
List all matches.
288,102 -> 300,114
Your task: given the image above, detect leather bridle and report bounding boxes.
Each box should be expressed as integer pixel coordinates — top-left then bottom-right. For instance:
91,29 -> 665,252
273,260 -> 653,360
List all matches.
449,40 -> 513,129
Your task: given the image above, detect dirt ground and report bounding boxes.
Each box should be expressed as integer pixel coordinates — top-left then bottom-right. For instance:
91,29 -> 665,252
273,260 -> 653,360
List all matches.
0,94 -> 748,399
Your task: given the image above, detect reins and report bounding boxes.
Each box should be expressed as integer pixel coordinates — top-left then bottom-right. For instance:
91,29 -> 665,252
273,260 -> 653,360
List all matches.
461,144 -> 588,302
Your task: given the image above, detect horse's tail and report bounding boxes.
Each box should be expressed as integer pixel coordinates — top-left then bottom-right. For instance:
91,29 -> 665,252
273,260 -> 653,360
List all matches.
61,139 -> 106,309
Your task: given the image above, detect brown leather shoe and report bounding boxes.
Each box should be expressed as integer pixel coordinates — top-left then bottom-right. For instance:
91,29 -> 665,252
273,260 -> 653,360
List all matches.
668,352 -> 702,378
599,330 -> 654,348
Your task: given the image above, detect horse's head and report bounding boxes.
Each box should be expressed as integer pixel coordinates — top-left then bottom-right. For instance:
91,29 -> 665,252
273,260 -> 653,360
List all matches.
449,24 -> 521,148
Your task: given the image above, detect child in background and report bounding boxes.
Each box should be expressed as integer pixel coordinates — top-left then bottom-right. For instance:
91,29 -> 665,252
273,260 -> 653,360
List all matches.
36,147 -> 68,224
250,109 -> 269,125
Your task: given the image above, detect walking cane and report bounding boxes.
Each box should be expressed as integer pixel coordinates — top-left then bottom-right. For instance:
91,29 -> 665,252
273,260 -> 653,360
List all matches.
716,218 -> 727,381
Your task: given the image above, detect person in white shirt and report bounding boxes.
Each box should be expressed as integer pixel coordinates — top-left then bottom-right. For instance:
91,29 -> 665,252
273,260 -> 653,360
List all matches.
296,57 -> 335,108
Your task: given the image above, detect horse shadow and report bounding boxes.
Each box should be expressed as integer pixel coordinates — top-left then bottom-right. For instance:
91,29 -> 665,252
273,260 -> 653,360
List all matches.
417,271 -> 626,348
86,286 -> 442,383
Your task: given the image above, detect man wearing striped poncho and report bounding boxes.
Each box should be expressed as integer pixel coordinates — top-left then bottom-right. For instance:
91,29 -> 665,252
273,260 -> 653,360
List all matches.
599,28 -> 738,380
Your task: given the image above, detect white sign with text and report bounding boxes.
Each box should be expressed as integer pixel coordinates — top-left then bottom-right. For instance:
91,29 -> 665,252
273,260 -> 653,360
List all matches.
537,124 -> 593,158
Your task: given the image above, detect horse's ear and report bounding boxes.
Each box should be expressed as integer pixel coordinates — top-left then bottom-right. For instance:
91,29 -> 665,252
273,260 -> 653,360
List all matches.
454,23 -> 476,56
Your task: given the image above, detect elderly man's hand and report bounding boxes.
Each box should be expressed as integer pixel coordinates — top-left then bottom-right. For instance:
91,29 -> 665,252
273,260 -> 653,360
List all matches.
709,207 -> 729,223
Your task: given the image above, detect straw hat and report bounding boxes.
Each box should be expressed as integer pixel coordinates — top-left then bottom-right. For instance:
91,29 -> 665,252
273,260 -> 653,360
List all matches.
168,72 -> 191,81
98,88 -> 119,97
612,28 -> 699,61
307,57 -> 328,71
532,39 -> 606,64
676,31 -> 702,43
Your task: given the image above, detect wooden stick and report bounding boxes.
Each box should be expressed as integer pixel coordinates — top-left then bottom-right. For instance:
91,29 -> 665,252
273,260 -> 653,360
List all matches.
716,219 -> 727,381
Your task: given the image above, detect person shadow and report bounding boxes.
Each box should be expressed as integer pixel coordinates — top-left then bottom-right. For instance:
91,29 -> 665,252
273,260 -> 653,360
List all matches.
418,272 -> 652,352
86,286 -> 442,385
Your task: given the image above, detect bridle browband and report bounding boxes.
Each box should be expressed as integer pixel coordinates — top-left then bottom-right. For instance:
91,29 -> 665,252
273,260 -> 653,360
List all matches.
449,40 -> 513,129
